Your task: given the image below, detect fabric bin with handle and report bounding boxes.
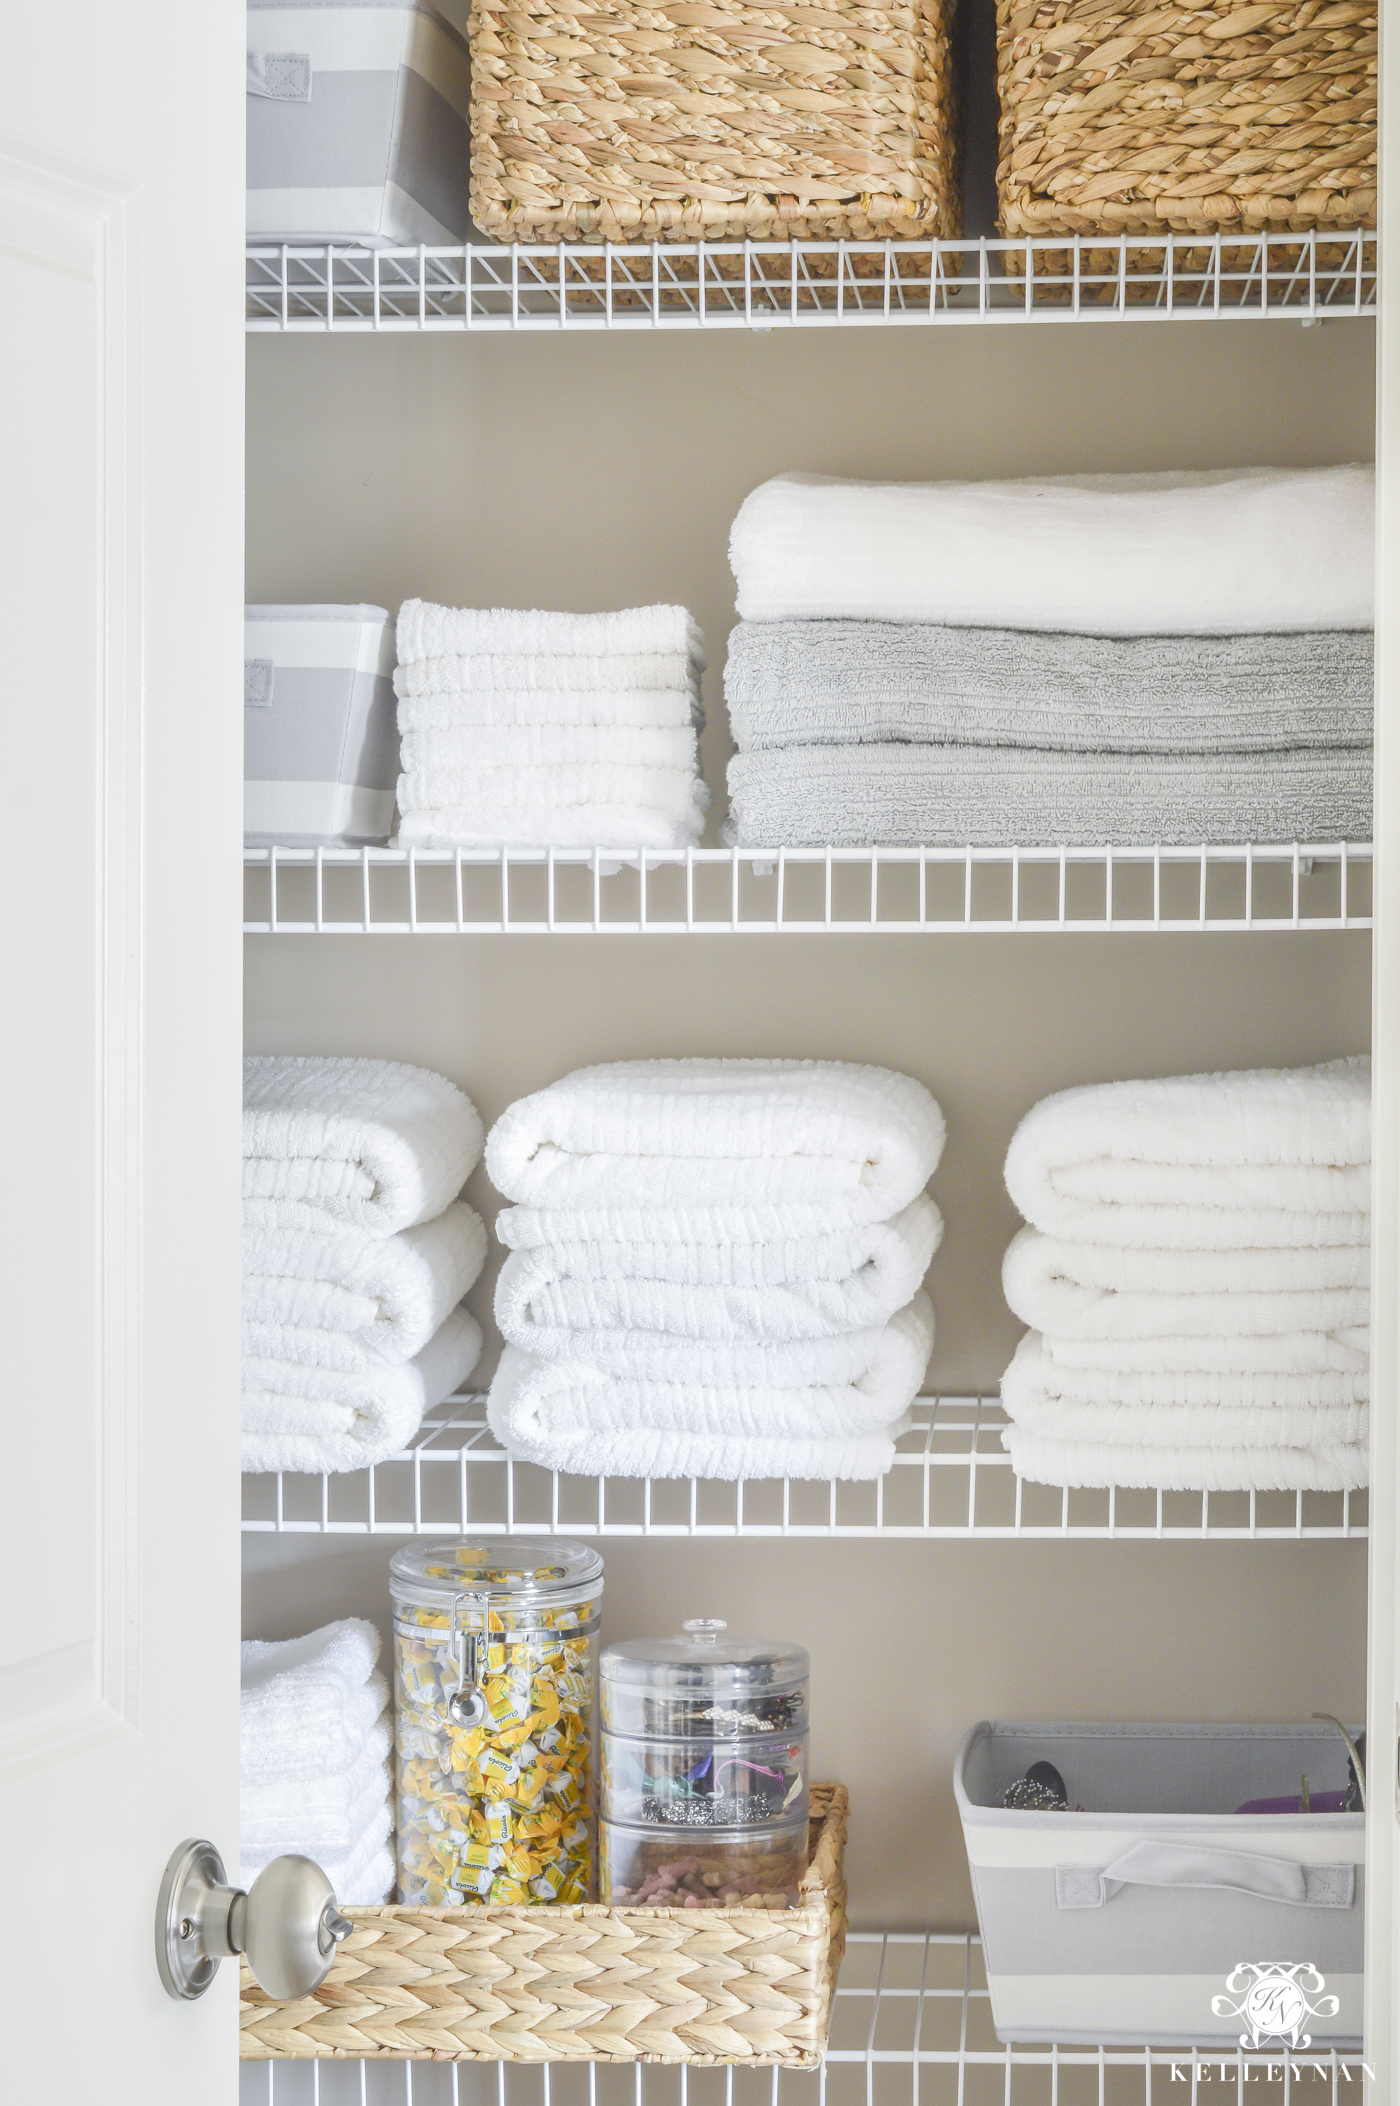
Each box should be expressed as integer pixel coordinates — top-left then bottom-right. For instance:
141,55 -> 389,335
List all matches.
245,605 -> 399,845
955,1721 -> 1363,2048
247,0 -> 473,243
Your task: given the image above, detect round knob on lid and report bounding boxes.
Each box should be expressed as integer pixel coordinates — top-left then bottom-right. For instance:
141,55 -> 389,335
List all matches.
682,1619 -> 727,1644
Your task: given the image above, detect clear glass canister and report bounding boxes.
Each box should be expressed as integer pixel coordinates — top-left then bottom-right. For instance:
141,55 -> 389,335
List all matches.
389,1537 -> 603,1906
599,1618 -> 810,1907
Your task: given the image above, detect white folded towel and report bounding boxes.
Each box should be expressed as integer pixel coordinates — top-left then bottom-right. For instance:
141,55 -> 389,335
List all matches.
396,601 -> 707,665
496,1195 -> 941,1347
242,1304 -> 483,1474
487,1059 -> 946,1221
497,1193 -> 943,1282
396,792 -> 709,850
1000,1232 -> 1370,1297
1000,1332 -> 1369,1448
1005,1330 -> 1368,1410
1045,1330 -> 1371,1374
395,652 -> 703,700
400,725 -> 699,774
1004,1057 -> 1370,1248
243,1201 -> 487,1370
241,1797 -> 395,1903
1001,1425 -> 1368,1493
240,1619 -> 384,1784
729,466 -> 1375,633
397,760 -> 704,822
242,1716 -> 392,1855
1002,1224 -> 1369,1341
243,1056 -> 483,1239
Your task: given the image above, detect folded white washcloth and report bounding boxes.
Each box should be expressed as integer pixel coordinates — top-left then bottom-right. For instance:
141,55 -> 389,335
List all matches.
496,1195 -> 941,1347
396,601 -> 706,666
399,726 -> 700,776
1046,1328 -> 1371,1374
1002,1224 -> 1369,1342
1001,1424 -> 1368,1493
487,1059 -> 946,1222
1004,1330 -> 1368,1409
242,1304 -> 483,1474
242,1715 -> 392,1855
243,1201 -> 487,1371
240,1619 -> 384,1785
1004,1058 -> 1370,1247
396,792 -> 709,851
244,1056 -> 483,1239
1000,1332 -> 1369,1449
397,760 -> 704,822
395,651 -> 703,699
729,466 -> 1375,632
241,1795 -> 395,1902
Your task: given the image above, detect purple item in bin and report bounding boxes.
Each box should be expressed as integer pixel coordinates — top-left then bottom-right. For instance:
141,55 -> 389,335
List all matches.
1237,1790 -> 1352,1814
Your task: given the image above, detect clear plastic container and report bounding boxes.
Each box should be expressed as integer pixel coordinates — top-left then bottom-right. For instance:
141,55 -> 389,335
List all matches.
602,1818 -> 809,1909
601,1730 -> 807,1827
390,1537 -> 603,1906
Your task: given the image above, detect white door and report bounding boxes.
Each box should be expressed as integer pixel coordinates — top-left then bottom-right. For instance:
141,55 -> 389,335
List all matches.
0,2 -> 244,2096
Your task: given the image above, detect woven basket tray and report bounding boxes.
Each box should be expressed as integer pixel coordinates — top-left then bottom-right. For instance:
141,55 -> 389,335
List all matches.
240,1783 -> 848,2064
996,0 -> 1376,244
468,0 -> 958,243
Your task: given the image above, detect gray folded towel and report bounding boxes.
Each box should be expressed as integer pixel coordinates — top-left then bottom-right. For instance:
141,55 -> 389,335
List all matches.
724,623 -> 1373,755
725,743 -> 1372,848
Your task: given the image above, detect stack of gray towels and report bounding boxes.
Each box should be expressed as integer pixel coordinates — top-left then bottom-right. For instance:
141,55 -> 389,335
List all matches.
723,465 -> 1375,847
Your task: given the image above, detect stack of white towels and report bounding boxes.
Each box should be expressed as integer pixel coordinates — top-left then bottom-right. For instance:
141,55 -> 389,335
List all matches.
241,1618 -> 394,1905
485,1058 -> 945,1481
392,600 -> 710,847
243,1055 -> 487,1473
723,465 -> 1374,847
998,1059 -> 1371,1493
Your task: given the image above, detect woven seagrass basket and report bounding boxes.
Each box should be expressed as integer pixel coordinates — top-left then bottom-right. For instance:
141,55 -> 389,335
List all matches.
240,1783 -> 848,2064
996,0 -> 1376,245
467,0 -> 958,243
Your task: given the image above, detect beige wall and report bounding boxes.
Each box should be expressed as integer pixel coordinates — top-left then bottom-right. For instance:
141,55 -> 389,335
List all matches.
245,318 -> 1375,1929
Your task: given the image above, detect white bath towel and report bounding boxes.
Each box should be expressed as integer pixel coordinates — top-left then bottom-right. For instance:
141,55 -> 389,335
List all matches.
487,1059 -> 946,1221
240,1619 -> 385,1784
395,652 -> 703,699
243,1056 -> 483,1238
497,1193 -> 944,1283
396,601 -> 706,666
242,1716 -> 392,1855
1046,1329 -> 1370,1374
1002,1224 -> 1369,1341
241,1796 -> 395,1903
241,1304 -> 483,1475
243,1202 -> 487,1370
397,760 -> 703,822
496,1196 -> 941,1347
1004,1058 -> 1370,1247
729,466 -> 1375,633
400,725 -> 700,775
1000,1332 -> 1369,1448
1004,1330 -> 1368,1410
397,795 -> 709,851
1001,1425 -> 1368,1493
1001,1232 -> 1370,1298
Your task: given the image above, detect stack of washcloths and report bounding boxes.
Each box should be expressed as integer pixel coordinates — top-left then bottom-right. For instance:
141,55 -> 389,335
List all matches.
241,1618 -> 394,1904
485,1058 -> 945,1481
242,1055 -> 487,1473
392,600 -> 710,847
997,1058 -> 1371,1493
723,466 -> 1374,846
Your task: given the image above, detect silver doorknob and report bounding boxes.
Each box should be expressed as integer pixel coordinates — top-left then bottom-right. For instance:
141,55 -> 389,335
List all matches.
156,1837 -> 354,2001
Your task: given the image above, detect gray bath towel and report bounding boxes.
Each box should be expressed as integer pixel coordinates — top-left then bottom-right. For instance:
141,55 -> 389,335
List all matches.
725,743 -> 1372,848
723,623 -> 1373,754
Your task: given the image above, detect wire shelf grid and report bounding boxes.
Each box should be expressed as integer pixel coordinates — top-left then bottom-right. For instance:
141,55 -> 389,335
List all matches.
246,232 -> 1377,332
241,1395 -> 1367,1542
237,1931 -> 1370,2100
244,842 -> 1372,938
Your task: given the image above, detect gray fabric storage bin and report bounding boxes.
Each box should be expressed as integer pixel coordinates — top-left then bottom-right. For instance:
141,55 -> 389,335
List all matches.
245,605 -> 398,845
247,0 -> 472,245
955,1721 -> 1363,2049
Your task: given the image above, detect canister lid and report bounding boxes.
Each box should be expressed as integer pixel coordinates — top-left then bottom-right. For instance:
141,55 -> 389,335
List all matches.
601,1619 -> 808,1698
389,1536 -> 603,1613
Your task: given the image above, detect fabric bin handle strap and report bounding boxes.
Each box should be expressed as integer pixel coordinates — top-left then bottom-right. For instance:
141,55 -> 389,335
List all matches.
1056,1842 -> 1354,1911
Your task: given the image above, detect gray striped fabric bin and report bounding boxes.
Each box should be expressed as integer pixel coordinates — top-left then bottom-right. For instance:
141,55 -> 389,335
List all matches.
247,0 -> 472,244
955,1722 -> 1363,2049
245,605 -> 398,844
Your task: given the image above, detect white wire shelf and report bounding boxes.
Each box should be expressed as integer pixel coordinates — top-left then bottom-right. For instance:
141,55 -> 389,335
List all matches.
244,841 -> 1372,937
241,1395 -> 1367,1541
246,232 -> 1376,332
237,1931 -> 1370,2099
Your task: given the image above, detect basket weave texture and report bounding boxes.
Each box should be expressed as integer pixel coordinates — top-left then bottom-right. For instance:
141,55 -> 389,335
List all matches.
996,0 -> 1377,239
240,1783 -> 848,2064
467,0 -> 957,243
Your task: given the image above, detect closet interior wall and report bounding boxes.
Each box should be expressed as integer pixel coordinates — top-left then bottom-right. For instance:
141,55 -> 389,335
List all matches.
244,319 -> 1376,1931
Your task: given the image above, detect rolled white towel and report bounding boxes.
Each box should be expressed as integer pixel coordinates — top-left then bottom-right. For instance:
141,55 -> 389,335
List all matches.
241,1304 -> 483,1474
498,1196 -> 937,1251
243,1202 -> 487,1371
397,793 -> 708,851
244,1055 -> 483,1239
396,600 -> 706,666
1001,1425 -> 1368,1493
1000,1232 -> 1369,1296
1003,1057 -> 1370,1248
242,1714 -> 392,1856
395,652 -> 703,699
487,1059 -> 946,1222
399,726 -> 700,774
240,1619 -> 384,1785
1002,1330 -> 1368,1410
1046,1329 -> 1370,1374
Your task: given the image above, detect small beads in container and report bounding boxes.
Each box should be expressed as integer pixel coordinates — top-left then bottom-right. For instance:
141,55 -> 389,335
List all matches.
604,1823 -> 807,1911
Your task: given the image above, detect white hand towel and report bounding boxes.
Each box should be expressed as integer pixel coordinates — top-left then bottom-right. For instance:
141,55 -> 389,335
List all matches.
1046,1329 -> 1370,1374
241,1304 -> 483,1475
487,1059 -> 946,1221
1004,1330 -> 1367,1410
240,1619 -> 384,1784
244,1056 -> 483,1238
396,760 -> 704,822
729,466 -> 1375,632
399,725 -> 699,774
241,1795 -> 394,1902
395,652 -> 703,699
243,1201 -> 487,1370
396,600 -> 706,666
1002,1224 -> 1369,1341
1001,1424 -> 1368,1493
397,794 -> 708,851
1004,1057 -> 1370,1247
496,1196 -> 941,1347
242,1716 -> 392,1854
1000,1332 -> 1369,1448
